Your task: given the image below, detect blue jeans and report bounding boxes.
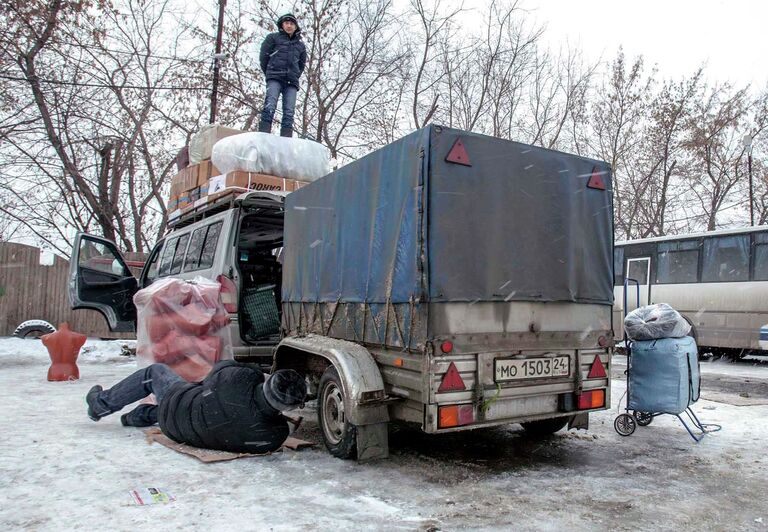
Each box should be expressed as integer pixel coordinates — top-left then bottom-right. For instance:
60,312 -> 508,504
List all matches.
92,363 -> 184,427
260,79 -> 298,130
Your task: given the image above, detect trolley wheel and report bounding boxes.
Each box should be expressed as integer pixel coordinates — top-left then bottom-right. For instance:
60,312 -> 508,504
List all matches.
614,413 -> 637,436
633,411 -> 653,426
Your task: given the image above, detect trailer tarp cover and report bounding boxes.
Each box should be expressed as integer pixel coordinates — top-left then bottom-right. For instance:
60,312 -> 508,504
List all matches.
282,125 -> 613,306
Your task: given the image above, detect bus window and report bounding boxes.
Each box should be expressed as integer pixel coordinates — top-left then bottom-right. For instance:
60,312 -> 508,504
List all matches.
754,233 -> 768,281
613,247 -> 624,285
656,240 -> 699,284
702,235 -> 749,282
627,258 -> 649,285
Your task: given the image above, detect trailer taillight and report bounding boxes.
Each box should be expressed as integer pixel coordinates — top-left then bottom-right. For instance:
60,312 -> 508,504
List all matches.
440,340 -> 453,353
438,404 -> 474,428
577,389 -> 605,409
217,274 -> 237,313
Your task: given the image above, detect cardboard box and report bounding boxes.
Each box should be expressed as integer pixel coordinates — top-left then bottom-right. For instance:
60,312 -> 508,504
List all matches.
171,165 -> 199,195
189,124 -> 243,164
188,184 -> 210,203
208,171 -> 303,195
197,160 -> 221,187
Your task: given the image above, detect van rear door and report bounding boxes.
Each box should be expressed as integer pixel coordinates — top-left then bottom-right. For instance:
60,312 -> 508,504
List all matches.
69,232 -> 138,332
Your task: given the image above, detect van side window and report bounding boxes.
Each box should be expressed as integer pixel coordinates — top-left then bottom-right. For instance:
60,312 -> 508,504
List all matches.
169,234 -> 190,275
143,241 -> 164,285
158,236 -> 178,277
183,226 -> 208,271
702,235 -> 749,282
199,222 -> 223,270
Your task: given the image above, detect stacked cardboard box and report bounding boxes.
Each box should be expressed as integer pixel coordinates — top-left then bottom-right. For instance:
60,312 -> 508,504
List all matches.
167,125 -> 309,218
168,160 -> 222,212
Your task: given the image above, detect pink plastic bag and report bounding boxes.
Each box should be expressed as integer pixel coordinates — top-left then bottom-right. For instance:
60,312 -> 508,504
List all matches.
133,277 -> 233,382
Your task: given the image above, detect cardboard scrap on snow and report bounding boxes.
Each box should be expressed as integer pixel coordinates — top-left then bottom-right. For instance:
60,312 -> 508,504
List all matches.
144,428 -> 314,463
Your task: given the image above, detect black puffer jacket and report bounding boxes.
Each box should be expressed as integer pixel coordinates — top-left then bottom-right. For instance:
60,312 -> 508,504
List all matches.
259,24 -> 307,88
158,361 -> 289,453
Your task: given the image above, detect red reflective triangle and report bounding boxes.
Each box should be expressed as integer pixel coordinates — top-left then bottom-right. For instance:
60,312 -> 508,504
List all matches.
587,355 -> 607,379
587,167 -> 606,190
438,361 -> 466,392
445,139 -> 471,166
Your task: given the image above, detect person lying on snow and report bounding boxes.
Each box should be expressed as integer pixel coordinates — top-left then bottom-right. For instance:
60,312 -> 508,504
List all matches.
85,361 -> 307,454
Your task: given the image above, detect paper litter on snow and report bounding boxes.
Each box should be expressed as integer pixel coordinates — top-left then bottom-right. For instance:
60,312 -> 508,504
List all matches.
128,487 -> 176,506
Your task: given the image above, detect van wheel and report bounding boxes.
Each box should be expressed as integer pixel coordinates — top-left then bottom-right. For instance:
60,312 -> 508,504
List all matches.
521,416 -> 569,436
13,320 -> 56,339
318,366 -> 357,459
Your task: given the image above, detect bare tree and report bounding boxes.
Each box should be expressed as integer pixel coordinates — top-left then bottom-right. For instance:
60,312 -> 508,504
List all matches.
588,50 -> 655,239
0,0 -> 201,254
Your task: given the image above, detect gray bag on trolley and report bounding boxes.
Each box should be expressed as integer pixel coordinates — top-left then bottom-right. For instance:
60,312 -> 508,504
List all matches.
624,303 -> 691,341
627,336 -> 701,415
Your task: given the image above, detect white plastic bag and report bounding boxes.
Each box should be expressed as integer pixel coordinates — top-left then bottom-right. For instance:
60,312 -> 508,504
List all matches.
133,277 -> 233,382
211,132 -> 330,182
624,303 -> 691,342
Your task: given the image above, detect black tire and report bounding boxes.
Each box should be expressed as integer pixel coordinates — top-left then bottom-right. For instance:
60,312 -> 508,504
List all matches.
13,320 -> 56,339
521,416 -> 569,436
317,366 -> 357,459
633,411 -> 653,426
614,413 -> 636,436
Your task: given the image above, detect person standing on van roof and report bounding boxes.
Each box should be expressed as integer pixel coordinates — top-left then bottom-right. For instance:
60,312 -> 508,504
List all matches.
85,361 -> 307,454
258,13 -> 306,138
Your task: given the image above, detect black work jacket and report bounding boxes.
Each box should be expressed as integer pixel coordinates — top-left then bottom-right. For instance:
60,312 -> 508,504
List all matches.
259,29 -> 307,87
158,361 -> 289,453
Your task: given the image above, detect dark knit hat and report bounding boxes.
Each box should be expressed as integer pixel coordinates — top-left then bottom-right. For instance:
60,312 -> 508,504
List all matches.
264,369 -> 307,411
276,13 -> 299,30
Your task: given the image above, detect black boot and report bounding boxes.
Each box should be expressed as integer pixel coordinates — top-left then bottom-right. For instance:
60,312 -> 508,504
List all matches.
280,127 -> 293,138
258,121 -> 272,133
86,385 -> 108,421
121,404 -> 159,427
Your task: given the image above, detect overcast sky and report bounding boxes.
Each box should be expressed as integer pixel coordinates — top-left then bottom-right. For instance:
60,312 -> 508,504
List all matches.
523,0 -> 767,88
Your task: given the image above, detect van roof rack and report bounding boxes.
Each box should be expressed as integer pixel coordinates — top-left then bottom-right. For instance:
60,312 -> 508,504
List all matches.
167,188 -> 248,230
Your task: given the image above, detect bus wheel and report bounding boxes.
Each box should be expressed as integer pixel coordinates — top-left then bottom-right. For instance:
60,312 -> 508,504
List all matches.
521,416 -> 569,436
318,366 -> 357,459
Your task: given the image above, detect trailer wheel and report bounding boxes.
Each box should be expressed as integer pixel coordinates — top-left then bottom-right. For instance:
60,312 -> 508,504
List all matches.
13,320 -> 56,339
318,366 -> 357,459
614,413 -> 636,436
633,411 -> 653,426
521,416 -> 569,436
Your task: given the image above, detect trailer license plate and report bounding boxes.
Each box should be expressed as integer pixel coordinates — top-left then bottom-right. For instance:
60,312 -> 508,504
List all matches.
495,356 -> 570,382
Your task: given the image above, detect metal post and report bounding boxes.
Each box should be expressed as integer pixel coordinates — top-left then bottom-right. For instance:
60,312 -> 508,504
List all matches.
209,0 -> 227,124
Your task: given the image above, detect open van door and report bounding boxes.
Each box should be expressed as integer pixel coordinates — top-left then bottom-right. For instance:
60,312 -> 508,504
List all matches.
69,232 -> 138,332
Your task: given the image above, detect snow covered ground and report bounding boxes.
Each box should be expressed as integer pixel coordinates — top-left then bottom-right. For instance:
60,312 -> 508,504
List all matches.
1,337 -> 767,531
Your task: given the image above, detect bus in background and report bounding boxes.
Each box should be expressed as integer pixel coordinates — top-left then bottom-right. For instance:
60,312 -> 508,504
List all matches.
613,225 -> 768,358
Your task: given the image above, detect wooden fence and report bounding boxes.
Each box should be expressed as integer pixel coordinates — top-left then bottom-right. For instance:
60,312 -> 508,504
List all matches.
0,242 -> 144,338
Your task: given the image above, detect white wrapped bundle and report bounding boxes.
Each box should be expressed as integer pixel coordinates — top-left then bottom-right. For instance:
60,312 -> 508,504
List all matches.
624,303 -> 692,342
212,132 -> 331,182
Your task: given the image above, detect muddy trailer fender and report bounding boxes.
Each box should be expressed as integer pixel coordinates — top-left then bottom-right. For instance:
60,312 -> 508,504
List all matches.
273,334 -> 390,461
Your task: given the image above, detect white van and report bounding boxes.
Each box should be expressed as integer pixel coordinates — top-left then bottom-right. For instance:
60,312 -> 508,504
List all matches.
69,191 -> 286,364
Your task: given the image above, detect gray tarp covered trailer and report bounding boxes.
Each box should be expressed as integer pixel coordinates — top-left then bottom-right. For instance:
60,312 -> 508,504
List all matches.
276,125 -> 614,459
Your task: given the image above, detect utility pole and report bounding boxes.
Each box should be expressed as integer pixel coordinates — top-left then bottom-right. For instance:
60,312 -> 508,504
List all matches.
744,134 -> 754,226
210,0 -> 227,124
